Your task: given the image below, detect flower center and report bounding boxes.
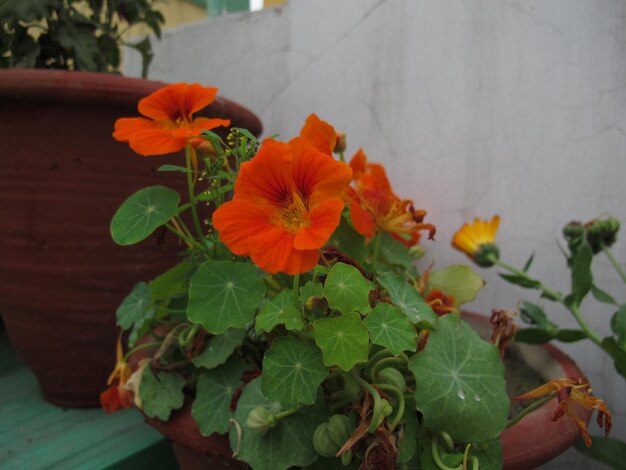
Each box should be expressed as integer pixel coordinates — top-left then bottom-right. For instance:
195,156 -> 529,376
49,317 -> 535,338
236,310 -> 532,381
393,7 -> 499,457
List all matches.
275,190 -> 311,234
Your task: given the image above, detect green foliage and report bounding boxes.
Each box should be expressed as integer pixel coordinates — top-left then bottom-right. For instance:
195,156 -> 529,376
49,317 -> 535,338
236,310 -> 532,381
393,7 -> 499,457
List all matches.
326,217 -> 368,264
261,336 -> 327,409
139,368 -> 185,421
567,238 -> 593,307
323,263 -> 372,314
378,232 -> 415,272
229,378 -> 328,470
191,357 -> 248,436
110,186 -> 180,246
408,315 -> 509,443
115,281 -> 154,330
427,265 -> 484,306
187,260 -> 266,334
363,303 -> 417,355
378,273 -> 436,325
192,328 -> 247,369
611,304 -> 626,349
0,0 -> 164,76
313,313 -> 369,371
256,290 -> 304,333
574,436 -> 626,468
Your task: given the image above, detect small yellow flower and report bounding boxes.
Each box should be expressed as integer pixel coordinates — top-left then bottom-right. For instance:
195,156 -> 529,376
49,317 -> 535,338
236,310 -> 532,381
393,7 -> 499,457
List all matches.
452,215 -> 500,267
513,378 -> 612,448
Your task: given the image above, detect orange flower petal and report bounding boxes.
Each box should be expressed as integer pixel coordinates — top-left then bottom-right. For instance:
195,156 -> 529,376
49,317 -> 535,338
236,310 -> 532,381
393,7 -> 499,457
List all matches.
248,228 -> 319,275
299,113 -> 336,155
212,200 -> 274,256
293,198 -> 345,250
138,83 -> 218,122
113,117 -> 187,156
349,198 -> 376,238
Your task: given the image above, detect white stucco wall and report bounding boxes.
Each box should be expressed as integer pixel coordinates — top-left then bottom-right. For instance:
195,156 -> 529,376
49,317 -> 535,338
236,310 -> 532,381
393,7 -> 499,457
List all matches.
126,1 -> 626,468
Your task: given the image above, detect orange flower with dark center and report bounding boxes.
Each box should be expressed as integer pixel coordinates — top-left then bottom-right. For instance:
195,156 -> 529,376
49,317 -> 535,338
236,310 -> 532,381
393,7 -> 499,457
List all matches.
113,83 -> 231,156
100,335 -> 133,413
348,149 -> 435,241
513,378 -> 612,447
424,288 -> 456,316
212,115 -> 352,275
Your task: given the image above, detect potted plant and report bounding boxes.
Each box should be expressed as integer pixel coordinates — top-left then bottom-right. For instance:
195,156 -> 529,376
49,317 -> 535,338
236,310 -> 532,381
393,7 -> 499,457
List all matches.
102,82 -> 615,469
0,1 -> 263,407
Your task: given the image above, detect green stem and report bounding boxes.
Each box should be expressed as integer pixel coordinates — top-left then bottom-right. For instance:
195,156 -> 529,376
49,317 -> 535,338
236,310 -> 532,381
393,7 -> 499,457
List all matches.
431,433 -> 461,470
338,150 -> 345,163
293,274 -> 300,309
179,324 -> 200,348
602,244 -> 626,286
185,144 -> 205,241
375,383 -> 405,431
569,303 -> 603,347
352,371 -> 382,433
370,356 -> 407,381
124,341 -> 161,362
505,392 -> 557,429
372,231 -> 383,261
271,405 -> 303,423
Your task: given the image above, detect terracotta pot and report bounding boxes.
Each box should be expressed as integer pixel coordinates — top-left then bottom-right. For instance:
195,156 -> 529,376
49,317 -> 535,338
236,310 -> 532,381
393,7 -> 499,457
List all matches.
142,314 -> 589,470
0,69 -> 262,407
462,312 -> 591,470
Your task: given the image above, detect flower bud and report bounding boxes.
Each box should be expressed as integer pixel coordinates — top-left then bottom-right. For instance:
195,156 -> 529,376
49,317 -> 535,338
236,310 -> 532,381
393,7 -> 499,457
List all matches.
586,217 -> 620,254
376,367 -> 407,394
474,243 -> 499,267
334,132 -> 347,154
327,414 -> 352,448
246,406 -> 273,435
380,399 -> 393,417
312,422 -> 340,457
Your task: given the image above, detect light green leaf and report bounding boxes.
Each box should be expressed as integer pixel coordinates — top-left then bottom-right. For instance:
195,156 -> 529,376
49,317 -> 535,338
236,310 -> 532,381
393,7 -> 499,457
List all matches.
378,273 -> 436,325
256,291 -> 304,333
611,304 -> 626,349
116,282 -> 154,329
192,329 -> 247,369
408,315 -> 509,442
313,313 -> 369,371
591,284 -> 618,306
427,265 -> 484,306
299,280 -> 324,304
158,164 -> 190,173
326,217 -> 368,264
569,238 -> 593,306
139,368 -> 185,421
110,185 -> 180,246
229,378 -> 328,470
191,357 -> 248,436
397,409 -> 419,464
187,261 -> 265,334
261,336 -> 328,409
363,303 -> 417,355
379,232 -> 414,271
323,263 -> 372,314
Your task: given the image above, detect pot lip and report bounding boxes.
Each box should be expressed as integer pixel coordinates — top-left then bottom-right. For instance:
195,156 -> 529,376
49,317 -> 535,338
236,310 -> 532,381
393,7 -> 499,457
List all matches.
0,69 -> 166,106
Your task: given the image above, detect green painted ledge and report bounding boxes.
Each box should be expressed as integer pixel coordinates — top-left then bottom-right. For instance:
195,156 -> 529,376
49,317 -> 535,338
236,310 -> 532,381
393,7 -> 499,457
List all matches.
0,325 -> 178,469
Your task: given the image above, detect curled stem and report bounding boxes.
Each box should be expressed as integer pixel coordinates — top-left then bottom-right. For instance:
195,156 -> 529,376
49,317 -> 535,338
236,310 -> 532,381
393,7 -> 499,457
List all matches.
352,370 -> 382,433
375,383 -> 405,431
370,356 -> 407,381
431,431 -> 461,470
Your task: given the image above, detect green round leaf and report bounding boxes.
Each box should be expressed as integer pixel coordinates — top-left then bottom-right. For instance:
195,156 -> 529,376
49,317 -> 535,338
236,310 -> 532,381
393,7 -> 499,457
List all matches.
378,273 -> 436,326
110,185 -> 180,245
323,263 -> 372,314
192,357 -> 248,436
187,261 -> 266,334
229,378 -> 328,470
192,328 -> 247,369
313,313 -> 369,371
116,281 -> 154,329
256,291 -> 304,333
363,303 -> 417,356
326,217 -> 368,264
139,368 -> 185,421
408,315 -> 509,442
427,265 -> 484,306
261,336 -> 328,409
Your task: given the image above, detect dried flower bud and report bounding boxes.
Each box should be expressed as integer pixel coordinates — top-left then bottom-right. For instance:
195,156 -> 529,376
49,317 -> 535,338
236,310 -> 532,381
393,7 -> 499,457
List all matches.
334,132 -> 347,154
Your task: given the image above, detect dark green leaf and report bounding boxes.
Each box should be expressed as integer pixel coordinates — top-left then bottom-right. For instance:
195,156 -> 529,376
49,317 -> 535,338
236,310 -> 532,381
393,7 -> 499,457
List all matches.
313,313 -> 369,371
591,284 -> 618,306
158,164 -> 191,173
378,273 -> 436,325
326,217 -> 368,265
519,301 -> 558,333
379,233 -> 414,271
522,252 -> 534,272
261,336 -> 328,409
192,329 -> 247,369
187,260 -> 265,334
363,303 -> 417,355
0,0 -> 48,22
299,280 -> 324,304
601,337 -> 626,378
139,368 -> 185,421
397,409 -> 419,464
569,238 -> 593,306
255,290 -> 304,333
148,261 -> 193,302
514,328 -> 586,344
229,378 -> 328,470
323,263 -> 372,314
574,436 -> 626,468
498,273 -> 541,289
116,281 -> 154,329
110,185 -> 180,246
611,304 -> 626,349
408,315 -> 509,442
191,357 -> 248,436
126,36 -> 153,79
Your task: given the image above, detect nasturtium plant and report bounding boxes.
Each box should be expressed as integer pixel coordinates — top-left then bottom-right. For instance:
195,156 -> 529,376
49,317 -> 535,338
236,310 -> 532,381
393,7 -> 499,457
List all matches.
313,313 -> 369,370
139,368 -> 185,421
116,282 -> 154,330
256,291 -> 304,333
378,273 -> 436,325
192,328 -> 247,369
363,303 -> 417,355
323,263 -> 372,314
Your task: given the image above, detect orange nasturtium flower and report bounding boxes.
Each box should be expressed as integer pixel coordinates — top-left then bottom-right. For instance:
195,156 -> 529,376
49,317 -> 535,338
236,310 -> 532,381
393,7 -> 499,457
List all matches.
452,215 -> 500,267
113,83 -> 231,156
212,115 -> 353,275
513,378 -> 612,447
100,335 -> 133,413
347,149 -> 435,243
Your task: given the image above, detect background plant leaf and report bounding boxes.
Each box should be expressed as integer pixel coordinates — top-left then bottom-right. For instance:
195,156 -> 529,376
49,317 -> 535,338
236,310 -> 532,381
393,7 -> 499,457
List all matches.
427,265 -> 484,306
573,436 -> 626,468
326,217 -> 368,264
